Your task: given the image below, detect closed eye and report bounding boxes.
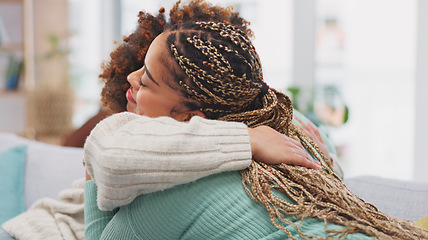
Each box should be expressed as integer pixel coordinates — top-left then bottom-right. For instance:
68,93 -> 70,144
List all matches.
139,79 -> 148,88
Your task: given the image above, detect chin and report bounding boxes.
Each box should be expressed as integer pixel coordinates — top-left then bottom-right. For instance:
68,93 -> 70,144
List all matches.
126,104 -> 135,113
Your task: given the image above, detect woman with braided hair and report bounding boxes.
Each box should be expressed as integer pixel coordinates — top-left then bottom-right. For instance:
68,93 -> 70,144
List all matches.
83,1 -> 428,240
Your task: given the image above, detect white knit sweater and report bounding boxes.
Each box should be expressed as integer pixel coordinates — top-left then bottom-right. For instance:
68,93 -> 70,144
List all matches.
84,112 -> 252,210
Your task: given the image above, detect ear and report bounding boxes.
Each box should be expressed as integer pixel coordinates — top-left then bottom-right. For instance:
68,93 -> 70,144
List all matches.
178,110 -> 206,122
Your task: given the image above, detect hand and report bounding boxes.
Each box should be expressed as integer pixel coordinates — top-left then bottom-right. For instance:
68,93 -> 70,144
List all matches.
295,118 -> 331,162
248,125 -> 322,170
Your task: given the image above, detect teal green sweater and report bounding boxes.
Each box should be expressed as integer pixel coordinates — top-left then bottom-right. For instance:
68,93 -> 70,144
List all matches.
85,172 -> 373,239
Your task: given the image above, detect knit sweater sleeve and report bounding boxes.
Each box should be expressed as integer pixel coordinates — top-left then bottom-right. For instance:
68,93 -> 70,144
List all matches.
83,112 -> 252,211
84,180 -> 116,240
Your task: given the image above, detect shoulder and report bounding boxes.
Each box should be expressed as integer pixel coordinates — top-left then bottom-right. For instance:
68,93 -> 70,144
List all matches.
130,171 -> 247,211
119,172 -> 285,239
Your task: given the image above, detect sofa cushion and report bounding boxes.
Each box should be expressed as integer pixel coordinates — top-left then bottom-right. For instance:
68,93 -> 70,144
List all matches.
0,145 -> 27,224
344,175 -> 428,221
0,133 -> 84,209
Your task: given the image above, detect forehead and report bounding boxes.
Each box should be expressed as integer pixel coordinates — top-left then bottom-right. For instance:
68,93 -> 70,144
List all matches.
146,33 -> 168,61
145,33 -> 171,78
145,33 -> 184,89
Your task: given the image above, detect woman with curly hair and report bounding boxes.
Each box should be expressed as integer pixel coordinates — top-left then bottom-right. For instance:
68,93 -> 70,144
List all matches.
84,1 -> 427,239
99,0 -> 253,114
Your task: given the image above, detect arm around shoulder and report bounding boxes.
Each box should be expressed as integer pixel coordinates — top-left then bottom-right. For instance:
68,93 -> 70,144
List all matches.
84,112 -> 252,210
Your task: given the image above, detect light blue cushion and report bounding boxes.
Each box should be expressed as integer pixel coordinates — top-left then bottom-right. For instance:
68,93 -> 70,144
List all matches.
0,145 -> 27,225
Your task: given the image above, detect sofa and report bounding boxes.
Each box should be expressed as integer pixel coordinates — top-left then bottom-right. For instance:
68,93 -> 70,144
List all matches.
1,132 -> 428,226
0,132 -> 84,223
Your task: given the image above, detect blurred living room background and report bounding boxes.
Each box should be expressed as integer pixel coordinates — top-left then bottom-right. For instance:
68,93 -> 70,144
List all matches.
0,0 -> 427,182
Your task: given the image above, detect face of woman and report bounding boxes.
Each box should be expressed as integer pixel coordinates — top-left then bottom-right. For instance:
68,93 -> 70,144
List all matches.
126,33 -> 193,121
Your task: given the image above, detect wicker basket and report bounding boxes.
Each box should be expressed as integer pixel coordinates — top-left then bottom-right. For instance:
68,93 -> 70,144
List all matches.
28,88 -> 74,142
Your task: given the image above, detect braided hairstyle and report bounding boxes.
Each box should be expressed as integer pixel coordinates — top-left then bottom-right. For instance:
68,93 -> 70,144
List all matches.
99,0 -> 251,113
163,21 -> 428,240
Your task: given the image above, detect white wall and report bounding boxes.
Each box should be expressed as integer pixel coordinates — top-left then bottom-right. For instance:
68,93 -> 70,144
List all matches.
292,0 -> 315,87
338,0 -> 416,180
294,0 -> 421,181
207,0 -> 294,90
414,0 -> 428,182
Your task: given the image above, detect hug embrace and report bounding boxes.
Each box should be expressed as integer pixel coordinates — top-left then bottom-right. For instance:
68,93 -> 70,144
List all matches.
82,1 -> 428,239
2,0 -> 425,239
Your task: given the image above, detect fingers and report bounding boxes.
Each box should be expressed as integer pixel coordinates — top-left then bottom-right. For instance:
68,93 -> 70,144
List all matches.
289,120 -> 325,170
294,154 -> 322,170
303,158 -> 323,170
295,118 -> 327,151
289,145 -> 322,170
295,118 -> 313,137
296,118 -> 317,140
307,121 -> 323,140
281,134 -> 322,170
249,125 -> 323,170
283,134 -> 303,147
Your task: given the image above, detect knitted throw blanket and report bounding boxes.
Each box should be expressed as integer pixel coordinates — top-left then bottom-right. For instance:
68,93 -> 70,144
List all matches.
2,178 -> 85,240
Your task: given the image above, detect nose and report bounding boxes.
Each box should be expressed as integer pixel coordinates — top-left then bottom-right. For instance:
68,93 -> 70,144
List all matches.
127,70 -> 141,90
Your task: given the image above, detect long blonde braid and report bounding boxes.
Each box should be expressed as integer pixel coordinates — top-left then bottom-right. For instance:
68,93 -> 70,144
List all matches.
166,21 -> 428,239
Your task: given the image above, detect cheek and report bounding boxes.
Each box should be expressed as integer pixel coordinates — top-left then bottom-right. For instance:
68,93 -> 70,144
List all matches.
135,93 -> 149,109
135,90 -> 181,117
135,92 -> 162,115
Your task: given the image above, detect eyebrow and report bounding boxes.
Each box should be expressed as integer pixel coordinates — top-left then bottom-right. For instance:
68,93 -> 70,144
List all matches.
145,65 -> 160,86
